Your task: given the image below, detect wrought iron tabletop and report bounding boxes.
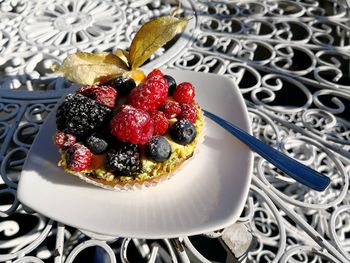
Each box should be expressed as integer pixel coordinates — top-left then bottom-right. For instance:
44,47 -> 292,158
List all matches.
0,0 -> 349,262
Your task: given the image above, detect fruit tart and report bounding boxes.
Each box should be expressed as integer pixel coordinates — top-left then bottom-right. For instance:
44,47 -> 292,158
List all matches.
52,14 -> 203,190
54,69 -> 204,190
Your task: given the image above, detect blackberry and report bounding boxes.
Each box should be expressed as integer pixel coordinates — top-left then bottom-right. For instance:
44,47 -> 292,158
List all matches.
106,143 -> 141,176
56,93 -> 112,137
56,103 -> 66,131
145,136 -> 171,163
85,133 -> 109,154
164,75 -> 176,96
169,119 -> 197,145
107,76 -> 136,95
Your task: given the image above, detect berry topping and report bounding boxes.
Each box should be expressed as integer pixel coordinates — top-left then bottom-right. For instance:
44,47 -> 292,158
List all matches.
169,119 -> 197,145
149,111 -> 169,135
178,103 -> 198,123
54,132 -> 76,149
66,144 -> 92,172
146,69 -> 163,80
56,93 -> 112,137
164,75 -> 177,95
85,133 -> 109,154
77,85 -> 117,108
128,74 -> 168,111
106,143 -> 141,176
110,105 -> 154,145
145,136 -> 172,163
173,82 -> 195,103
160,100 -> 181,119
106,76 -> 136,95
56,103 -> 66,131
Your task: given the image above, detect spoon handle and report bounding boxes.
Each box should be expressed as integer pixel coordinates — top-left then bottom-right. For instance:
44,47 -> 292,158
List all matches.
203,110 -> 330,192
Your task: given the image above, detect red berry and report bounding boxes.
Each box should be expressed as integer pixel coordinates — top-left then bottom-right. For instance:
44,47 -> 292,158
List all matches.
110,105 -> 154,145
178,103 -> 198,123
149,111 -> 169,135
173,82 -> 195,103
77,85 -> 117,108
160,100 -> 181,119
128,75 -> 168,111
54,132 -> 76,149
66,144 -> 92,172
146,69 -> 163,80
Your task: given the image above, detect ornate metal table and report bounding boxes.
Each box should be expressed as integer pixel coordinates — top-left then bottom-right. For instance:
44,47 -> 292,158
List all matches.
1,0 -> 349,262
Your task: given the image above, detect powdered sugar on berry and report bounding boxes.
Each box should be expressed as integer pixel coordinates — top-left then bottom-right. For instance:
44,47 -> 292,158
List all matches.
110,105 -> 154,145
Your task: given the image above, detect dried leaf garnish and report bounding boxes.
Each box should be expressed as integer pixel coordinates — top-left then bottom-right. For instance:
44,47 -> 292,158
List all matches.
53,13 -> 188,84
52,52 -> 128,85
129,16 -> 188,70
115,48 -> 130,68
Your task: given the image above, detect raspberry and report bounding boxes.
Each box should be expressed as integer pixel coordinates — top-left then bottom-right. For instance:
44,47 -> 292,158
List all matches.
77,85 -> 117,108
116,104 -> 131,113
56,94 -> 112,137
128,75 -> 168,111
66,144 -> 92,172
110,105 -> 154,145
178,103 -> 198,123
173,82 -> 195,103
160,100 -> 181,119
149,111 -> 169,135
54,132 -> 76,149
146,69 -> 163,80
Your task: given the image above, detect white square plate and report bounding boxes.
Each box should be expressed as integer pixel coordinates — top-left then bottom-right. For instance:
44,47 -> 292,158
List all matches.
18,69 -> 253,239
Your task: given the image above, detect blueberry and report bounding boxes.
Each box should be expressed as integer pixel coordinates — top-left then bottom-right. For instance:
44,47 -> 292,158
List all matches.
85,133 -> 109,154
145,136 -> 172,163
107,76 -> 136,95
164,75 -> 177,96
169,120 -> 197,145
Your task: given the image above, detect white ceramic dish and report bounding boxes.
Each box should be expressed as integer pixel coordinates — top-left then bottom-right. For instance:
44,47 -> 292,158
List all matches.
18,69 -> 253,239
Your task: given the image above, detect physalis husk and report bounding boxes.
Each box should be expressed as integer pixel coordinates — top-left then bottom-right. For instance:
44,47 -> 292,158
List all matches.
52,52 -> 128,85
52,15 -> 188,85
129,16 -> 188,70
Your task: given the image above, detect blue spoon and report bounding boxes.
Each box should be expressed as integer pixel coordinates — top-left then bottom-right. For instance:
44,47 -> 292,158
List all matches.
202,110 -> 331,192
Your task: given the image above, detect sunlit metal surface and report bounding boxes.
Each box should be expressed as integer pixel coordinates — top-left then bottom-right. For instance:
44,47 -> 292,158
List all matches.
1,0 -> 349,262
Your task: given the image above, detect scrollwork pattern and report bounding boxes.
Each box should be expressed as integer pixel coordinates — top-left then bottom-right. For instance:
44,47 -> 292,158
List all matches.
0,103 -> 20,121
279,245 -> 341,263
330,205 -> 350,261
1,0 -> 350,262
0,0 -> 196,90
19,0 -> 125,48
